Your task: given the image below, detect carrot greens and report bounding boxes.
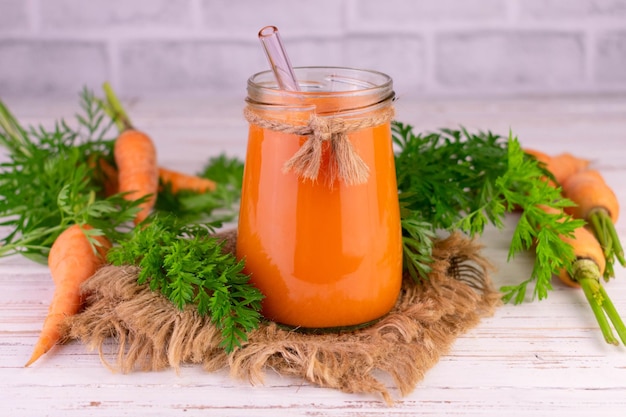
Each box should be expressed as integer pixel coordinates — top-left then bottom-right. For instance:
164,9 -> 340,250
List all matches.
392,122 -> 584,303
0,89 -> 262,353
154,154 -> 244,226
0,90 -> 140,263
107,217 -> 263,353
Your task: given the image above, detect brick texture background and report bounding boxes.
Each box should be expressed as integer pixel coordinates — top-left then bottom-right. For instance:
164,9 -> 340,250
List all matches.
0,0 -> 625,99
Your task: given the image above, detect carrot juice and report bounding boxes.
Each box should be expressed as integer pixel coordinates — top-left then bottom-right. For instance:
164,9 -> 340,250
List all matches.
237,67 -> 402,329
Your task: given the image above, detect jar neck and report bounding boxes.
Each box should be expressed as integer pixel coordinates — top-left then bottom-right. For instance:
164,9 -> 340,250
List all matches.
246,67 -> 395,117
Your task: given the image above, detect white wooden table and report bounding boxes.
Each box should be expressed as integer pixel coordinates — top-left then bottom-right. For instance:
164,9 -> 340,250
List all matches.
2,96 -> 626,416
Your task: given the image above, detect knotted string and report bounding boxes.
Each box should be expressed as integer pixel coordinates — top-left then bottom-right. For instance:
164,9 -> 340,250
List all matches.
243,106 -> 395,185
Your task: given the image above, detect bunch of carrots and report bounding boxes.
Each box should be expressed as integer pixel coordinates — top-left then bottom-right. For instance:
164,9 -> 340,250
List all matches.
24,83 -> 219,366
526,149 -> 626,345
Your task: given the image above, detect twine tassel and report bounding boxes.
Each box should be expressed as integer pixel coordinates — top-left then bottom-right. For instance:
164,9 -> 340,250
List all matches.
331,133 -> 370,186
244,107 -> 396,186
282,134 -> 324,182
283,115 -> 370,185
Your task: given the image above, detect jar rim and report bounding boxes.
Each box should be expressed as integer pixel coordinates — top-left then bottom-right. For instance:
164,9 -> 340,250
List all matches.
247,66 -> 395,113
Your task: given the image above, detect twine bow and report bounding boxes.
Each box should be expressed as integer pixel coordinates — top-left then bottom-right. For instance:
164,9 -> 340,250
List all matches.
244,106 -> 395,186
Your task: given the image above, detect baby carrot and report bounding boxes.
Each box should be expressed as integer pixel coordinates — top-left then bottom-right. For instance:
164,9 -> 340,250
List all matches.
548,153 -> 591,185
562,169 -> 624,280
524,148 -> 551,165
88,153 -> 119,197
103,83 -> 158,225
25,224 -> 110,366
534,205 -> 626,345
557,225 -> 626,346
90,159 -> 217,197
158,167 -> 217,194
525,149 -> 590,186
114,130 -> 158,224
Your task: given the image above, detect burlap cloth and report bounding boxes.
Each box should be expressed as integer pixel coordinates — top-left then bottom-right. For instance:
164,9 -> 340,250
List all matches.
65,230 -> 502,404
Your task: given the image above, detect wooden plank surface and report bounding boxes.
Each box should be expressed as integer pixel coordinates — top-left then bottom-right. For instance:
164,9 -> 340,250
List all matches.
1,96 -> 626,416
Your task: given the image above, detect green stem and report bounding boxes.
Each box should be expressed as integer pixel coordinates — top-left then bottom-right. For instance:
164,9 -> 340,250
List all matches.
579,277 -> 618,345
574,258 -> 625,346
94,97 -> 116,123
102,82 -> 133,132
0,101 -> 32,158
605,260 -> 615,281
597,284 -> 626,345
588,209 -> 626,281
0,224 -> 66,258
588,210 -> 611,259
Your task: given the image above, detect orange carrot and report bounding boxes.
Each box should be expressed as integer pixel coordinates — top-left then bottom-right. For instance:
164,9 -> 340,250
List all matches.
97,157 -> 119,197
91,160 -> 216,198
562,169 -> 624,280
525,149 -> 590,186
103,82 -> 159,225
557,224 -> 626,346
524,148 -> 551,165
548,153 -> 590,185
158,167 -> 217,194
524,149 -> 557,187
557,226 -> 606,288
25,224 -> 110,366
534,205 -> 626,345
88,154 -> 119,197
114,130 -> 158,224
562,170 -> 619,223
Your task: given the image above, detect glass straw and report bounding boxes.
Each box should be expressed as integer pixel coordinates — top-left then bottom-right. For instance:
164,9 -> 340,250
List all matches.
258,26 -> 300,92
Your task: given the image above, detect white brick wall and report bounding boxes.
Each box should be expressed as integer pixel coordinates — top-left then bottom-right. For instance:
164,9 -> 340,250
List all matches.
0,40 -> 108,96
596,30 -> 626,83
436,32 -> 585,93
0,0 -> 28,32
40,0 -> 195,30
0,0 -> 625,99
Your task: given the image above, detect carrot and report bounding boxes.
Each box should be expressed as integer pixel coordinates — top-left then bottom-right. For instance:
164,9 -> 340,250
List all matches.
114,130 -> 158,224
557,226 -> 606,288
562,169 -> 624,280
548,153 -> 590,185
103,82 -> 158,225
25,224 -> 111,366
88,154 -> 119,197
524,148 -> 551,165
556,224 -> 626,346
534,205 -> 626,345
525,149 -> 590,186
158,167 -> 217,194
562,170 -> 619,222
91,160 -> 217,197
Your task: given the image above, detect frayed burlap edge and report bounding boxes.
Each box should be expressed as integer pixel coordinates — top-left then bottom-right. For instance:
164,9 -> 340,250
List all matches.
64,231 -> 502,405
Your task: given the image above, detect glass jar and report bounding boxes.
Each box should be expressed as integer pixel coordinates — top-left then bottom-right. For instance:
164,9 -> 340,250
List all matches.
237,67 -> 402,329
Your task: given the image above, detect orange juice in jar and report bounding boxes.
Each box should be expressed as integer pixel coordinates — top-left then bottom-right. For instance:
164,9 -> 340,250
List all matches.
237,67 -> 402,329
